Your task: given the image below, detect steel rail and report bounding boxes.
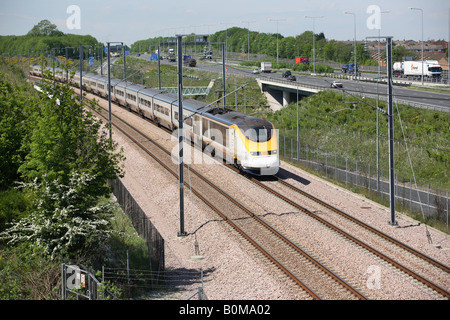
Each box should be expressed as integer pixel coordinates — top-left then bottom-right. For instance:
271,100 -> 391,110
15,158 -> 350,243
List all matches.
90,98 -> 323,300
276,177 -> 450,275
240,172 -> 450,299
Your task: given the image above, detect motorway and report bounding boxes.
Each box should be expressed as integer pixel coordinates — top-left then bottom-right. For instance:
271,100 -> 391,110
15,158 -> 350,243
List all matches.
135,54 -> 450,112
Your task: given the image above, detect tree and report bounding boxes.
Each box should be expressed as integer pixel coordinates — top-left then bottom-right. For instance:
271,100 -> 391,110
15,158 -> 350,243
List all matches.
18,67 -> 125,200
0,64 -> 39,189
27,20 -> 63,37
1,67 -> 125,259
1,172 -> 117,259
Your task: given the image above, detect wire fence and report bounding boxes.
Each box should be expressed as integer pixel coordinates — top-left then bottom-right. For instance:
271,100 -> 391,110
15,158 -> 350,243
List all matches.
279,135 -> 449,229
109,178 -> 165,271
101,267 -> 207,300
107,178 -> 208,299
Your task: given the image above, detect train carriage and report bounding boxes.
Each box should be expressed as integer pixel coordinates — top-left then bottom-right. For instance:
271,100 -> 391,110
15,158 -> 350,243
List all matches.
86,74 -> 107,96
123,83 -> 143,113
136,87 -> 161,120
152,93 -> 178,130
31,66 -> 279,175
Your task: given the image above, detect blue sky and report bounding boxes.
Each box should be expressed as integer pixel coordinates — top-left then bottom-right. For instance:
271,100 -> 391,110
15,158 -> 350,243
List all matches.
1,0 -> 448,45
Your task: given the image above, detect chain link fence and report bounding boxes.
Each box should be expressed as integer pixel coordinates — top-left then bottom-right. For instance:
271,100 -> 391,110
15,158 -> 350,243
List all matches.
107,178 -> 208,299
279,135 -> 449,229
108,178 -> 165,271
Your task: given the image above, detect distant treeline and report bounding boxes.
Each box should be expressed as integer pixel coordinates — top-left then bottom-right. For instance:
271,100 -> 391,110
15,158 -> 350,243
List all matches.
0,20 -> 101,59
131,27 -> 377,66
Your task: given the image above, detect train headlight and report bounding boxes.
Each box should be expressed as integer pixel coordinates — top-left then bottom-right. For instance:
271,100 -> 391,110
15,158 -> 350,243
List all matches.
250,150 -> 277,156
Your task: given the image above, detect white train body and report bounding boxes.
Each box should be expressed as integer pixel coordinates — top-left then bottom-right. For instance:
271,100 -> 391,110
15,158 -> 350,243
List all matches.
30,65 -> 280,175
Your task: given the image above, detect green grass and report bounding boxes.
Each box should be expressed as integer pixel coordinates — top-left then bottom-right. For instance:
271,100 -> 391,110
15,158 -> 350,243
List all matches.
265,90 -> 450,190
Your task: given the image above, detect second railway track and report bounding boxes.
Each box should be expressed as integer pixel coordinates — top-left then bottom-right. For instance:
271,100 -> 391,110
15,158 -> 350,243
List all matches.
90,94 -> 369,300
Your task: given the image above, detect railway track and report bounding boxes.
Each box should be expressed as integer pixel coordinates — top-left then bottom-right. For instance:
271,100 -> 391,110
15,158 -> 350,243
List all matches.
89,95 -> 368,300
232,168 -> 450,299
85,88 -> 449,300
32,76 -> 449,299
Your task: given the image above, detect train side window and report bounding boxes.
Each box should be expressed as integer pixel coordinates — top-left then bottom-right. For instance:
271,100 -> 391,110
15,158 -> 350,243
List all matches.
193,115 -> 201,136
210,121 -> 227,146
202,118 -> 209,137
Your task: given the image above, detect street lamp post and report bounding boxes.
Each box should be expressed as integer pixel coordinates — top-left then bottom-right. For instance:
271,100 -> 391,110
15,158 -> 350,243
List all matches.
305,16 -> 324,74
344,12 -> 357,78
409,7 -> 424,85
242,20 -> 256,61
269,18 -> 286,65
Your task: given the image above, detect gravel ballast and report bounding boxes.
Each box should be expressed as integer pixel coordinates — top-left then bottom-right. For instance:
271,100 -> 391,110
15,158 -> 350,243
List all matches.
93,94 -> 449,300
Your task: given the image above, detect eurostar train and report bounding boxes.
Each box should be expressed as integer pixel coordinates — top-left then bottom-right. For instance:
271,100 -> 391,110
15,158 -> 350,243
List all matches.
30,65 -> 279,175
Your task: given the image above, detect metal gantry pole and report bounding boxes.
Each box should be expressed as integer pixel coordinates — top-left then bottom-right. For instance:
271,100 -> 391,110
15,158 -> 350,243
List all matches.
107,42 -> 112,142
386,37 -> 397,226
222,43 -> 226,107
79,45 -> 83,102
123,44 -> 127,84
177,35 -> 187,237
158,43 -> 161,90
344,12 -> 357,78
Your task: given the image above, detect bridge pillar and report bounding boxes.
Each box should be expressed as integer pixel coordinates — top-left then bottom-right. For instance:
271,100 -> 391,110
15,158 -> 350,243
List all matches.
283,91 -> 291,107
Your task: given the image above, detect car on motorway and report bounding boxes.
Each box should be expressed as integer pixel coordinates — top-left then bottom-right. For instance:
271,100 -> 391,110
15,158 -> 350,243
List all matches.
286,75 -> 296,81
330,80 -> 343,88
281,70 -> 292,78
252,68 -> 260,74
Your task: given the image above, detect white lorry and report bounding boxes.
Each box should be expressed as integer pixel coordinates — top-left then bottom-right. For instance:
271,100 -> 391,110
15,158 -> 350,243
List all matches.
402,60 -> 442,79
261,62 -> 272,73
393,62 -> 404,77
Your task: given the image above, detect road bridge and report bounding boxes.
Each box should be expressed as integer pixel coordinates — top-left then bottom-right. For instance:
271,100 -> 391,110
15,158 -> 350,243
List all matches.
256,76 -> 323,111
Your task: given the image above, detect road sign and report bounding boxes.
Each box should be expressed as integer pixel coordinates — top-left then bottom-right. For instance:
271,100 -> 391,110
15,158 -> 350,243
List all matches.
104,48 -> 108,54
150,54 -> 158,61
125,50 -> 129,56
89,57 -> 95,66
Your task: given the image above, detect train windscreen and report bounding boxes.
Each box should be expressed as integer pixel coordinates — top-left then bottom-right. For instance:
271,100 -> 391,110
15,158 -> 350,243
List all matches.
238,123 -> 273,143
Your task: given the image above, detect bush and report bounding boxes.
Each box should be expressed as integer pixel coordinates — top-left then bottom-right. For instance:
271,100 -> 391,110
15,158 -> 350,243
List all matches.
0,243 -> 60,300
0,188 -> 33,233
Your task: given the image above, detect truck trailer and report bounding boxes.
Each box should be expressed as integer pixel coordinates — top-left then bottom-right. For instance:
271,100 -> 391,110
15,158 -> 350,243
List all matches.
402,60 -> 442,79
261,62 -> 272,73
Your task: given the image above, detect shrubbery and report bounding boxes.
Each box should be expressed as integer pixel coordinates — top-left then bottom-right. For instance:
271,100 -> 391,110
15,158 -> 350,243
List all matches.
267,90 -> 450,188
0,60 -> 126,299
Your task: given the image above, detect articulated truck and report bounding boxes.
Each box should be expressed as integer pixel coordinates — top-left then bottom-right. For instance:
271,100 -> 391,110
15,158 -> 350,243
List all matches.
393,60 -> 442,80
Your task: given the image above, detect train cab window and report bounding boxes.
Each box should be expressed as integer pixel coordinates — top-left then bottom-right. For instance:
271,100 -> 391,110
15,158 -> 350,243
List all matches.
238,123 -> 273,143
